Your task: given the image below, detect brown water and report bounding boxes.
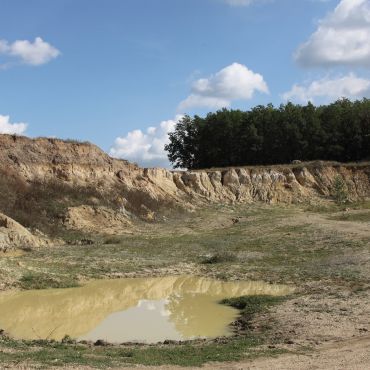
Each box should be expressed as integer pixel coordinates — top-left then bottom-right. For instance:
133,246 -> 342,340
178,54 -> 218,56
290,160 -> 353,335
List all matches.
0,276 -> 293,343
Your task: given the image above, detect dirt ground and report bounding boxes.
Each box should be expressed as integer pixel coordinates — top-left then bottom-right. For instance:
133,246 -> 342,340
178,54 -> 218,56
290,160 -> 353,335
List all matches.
0,202 -> 370,369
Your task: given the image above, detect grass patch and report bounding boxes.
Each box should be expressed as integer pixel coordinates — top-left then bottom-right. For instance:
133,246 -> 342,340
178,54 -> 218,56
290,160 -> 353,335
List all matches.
0,336 -> 284,368
19,272 -> 79,290
220,295 -> 288,333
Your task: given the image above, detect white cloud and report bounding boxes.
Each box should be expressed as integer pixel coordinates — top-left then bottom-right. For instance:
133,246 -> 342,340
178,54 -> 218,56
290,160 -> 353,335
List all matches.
282,73 -> 370,103
110,116 -> 183,168
295,0 -> 370,67
178,63 -> 269,111
0,115 -> 27,135
0,37 -> 60,66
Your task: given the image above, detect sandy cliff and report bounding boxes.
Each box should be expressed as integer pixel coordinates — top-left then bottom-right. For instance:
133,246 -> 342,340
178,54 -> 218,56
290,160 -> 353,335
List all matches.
0,134 -> 369,245
1,134 -> 369,202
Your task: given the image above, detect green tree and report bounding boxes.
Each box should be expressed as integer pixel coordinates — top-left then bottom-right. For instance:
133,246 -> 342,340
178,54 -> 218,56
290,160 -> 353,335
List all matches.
165,115 -> 198,169
165,99 -> 370,169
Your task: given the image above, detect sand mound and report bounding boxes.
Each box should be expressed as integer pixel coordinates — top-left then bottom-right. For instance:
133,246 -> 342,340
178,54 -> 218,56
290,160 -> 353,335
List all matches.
0,213 -> 50,251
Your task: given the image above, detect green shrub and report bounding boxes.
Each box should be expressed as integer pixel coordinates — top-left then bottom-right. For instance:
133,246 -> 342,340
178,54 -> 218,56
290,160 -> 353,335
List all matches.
332,175 -> 349,204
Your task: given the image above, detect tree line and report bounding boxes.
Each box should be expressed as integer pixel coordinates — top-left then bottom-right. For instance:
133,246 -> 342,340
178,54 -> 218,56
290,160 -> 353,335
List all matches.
165,99 -> 370,169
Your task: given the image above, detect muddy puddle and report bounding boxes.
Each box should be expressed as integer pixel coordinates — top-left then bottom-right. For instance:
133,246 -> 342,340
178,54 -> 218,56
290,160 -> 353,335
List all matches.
0,276 -> 293,343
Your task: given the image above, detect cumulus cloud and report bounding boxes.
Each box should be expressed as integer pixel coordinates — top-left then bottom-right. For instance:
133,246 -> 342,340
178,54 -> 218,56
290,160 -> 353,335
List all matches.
178,63 -> 269,111
295,0 -> 370,67
110,116 -> 183,168
282,73 -> 370,103
0,37 -> 60,66
0,115 -> 27,135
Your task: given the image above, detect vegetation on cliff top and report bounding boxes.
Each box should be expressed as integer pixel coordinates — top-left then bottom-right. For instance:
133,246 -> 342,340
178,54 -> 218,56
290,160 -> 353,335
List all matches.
166,99 -> 370,169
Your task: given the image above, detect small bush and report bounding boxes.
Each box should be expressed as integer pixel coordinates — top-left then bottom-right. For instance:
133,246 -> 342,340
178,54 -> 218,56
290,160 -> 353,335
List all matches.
201,252 -> 237,264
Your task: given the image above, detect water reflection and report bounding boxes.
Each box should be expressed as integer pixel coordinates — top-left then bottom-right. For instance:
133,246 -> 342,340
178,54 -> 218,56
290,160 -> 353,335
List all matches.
0,276 -> 293,343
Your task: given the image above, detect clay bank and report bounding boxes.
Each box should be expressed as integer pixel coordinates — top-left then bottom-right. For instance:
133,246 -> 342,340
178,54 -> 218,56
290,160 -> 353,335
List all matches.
0,276 -> 293,344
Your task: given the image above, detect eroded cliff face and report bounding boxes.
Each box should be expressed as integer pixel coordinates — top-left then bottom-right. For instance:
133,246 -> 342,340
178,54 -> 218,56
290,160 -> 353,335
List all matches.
0,134 -> 137,184
0,134 -> 369,241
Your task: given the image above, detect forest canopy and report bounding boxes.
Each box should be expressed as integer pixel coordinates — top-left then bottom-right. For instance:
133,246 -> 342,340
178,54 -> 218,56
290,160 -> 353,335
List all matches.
165,99 -> 370,169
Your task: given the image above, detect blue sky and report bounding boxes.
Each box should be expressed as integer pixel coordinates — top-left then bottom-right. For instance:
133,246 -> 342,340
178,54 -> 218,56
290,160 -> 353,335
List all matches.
1,0 -> 369,167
